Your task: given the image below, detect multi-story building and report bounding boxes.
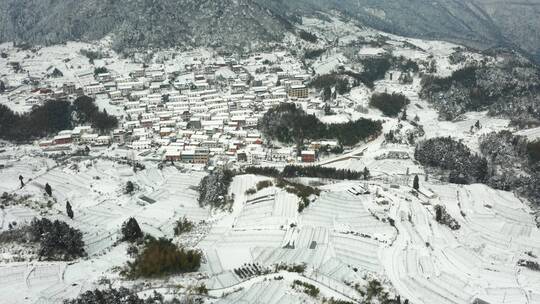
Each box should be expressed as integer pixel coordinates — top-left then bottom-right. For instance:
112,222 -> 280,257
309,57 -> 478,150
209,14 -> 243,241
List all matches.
288,85 -> 308,99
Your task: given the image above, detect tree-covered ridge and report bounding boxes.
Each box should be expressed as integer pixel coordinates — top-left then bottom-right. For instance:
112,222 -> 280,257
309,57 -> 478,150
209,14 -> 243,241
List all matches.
420,60 -> 540,124
415,137 -> 488,184
0,96 -> 117,142
259,103 -> 382,146
0,0 -> 294,52
479,131 -> 540,206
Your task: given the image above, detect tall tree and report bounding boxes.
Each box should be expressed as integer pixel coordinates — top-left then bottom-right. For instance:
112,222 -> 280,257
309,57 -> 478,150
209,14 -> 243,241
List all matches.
121,218 -> 143,242
66,201 -> 74,219
413,175 -> 420,191
363,167 -> 370,180
45,183 -> 52,196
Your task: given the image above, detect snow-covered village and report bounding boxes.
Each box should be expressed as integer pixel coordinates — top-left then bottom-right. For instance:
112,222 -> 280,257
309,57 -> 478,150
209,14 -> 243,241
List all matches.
1,10 -> 540,304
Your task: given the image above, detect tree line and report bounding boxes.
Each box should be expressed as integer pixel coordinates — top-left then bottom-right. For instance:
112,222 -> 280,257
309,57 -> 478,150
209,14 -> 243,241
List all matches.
0,96 -> 118,142
244,165 -> 363,180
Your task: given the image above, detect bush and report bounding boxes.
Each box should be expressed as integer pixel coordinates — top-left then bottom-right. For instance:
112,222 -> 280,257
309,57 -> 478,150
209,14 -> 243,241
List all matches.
292,280 -> 320,298
276,263 -> 306,273
256,180 -> 273,191
125,181 -> 135,194
30,218 -> 85,260
126,237 -> 201,278
369,92 -> 410,117
174,217 -> 194,236
245,188 -> 257,195
434,205 -> 461,230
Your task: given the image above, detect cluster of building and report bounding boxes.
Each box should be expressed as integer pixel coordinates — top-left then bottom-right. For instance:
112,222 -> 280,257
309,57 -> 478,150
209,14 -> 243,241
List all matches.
36,53 -> 324,165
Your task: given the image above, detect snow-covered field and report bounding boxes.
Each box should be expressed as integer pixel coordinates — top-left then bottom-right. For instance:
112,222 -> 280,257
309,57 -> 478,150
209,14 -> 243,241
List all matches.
1,14 -> 539,304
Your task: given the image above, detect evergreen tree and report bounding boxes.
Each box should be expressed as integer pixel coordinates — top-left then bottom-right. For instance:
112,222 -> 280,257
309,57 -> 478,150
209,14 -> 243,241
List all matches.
19,175 -> 24,188
0,80 -> 5,93
121,218 -> 143,242
66,201 -> 74,219
45,183 -> 52,197
413,175 -> 420,191
363,167 -> 370,180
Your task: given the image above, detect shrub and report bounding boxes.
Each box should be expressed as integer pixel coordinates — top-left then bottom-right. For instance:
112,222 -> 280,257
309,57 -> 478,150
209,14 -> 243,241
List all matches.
369,92 -> 410,117
518,259 -> 540,271
174,217 -> 194,236
126,237 -> 201,278
125,181 -> 135,194
292,280 -> 320,298
245,188 -> 257,195
256,180 -> 273,191
434,205 -> 461,230
276,263 -> 306,273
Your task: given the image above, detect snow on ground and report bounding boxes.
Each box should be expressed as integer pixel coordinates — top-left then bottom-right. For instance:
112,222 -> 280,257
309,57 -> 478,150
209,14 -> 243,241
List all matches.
517,127 -> 540,141
1,17 -> 539,304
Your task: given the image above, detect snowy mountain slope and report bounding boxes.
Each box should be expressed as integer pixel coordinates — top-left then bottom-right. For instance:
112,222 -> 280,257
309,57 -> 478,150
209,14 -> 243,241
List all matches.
0,0 -> 295,51
2,0 -> 540,62
268,0 -> 540,62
